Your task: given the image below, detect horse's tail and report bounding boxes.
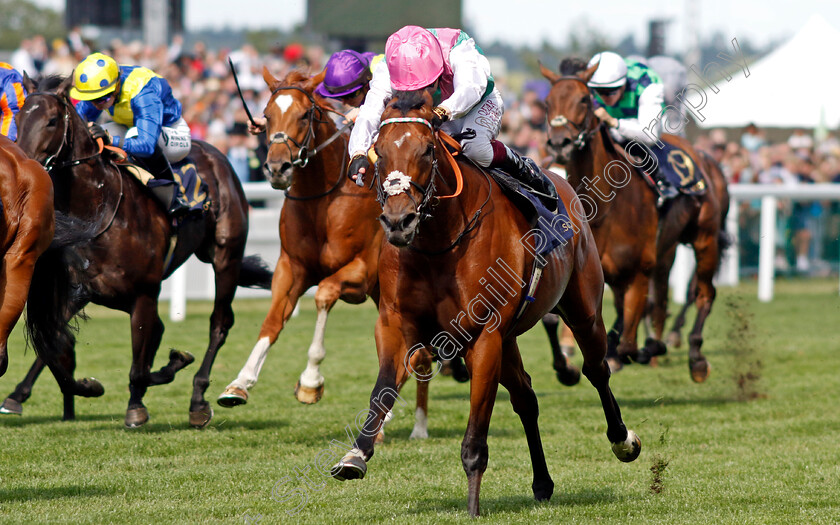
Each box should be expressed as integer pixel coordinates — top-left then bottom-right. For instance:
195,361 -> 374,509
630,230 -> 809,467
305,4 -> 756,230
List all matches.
237,254 -> 273,290
25,211 -> 97,357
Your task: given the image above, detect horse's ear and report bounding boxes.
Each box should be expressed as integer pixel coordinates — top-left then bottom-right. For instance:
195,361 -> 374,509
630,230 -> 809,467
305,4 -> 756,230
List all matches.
579,61 -> 600,83
22,71 -> 37,94
262,66 -> 280,91
539,61 -> 560,84
304,69 -> 327,93
56,71 -> 74,98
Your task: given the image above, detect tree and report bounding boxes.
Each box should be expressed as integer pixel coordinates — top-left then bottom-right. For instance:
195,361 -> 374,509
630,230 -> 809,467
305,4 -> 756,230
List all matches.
0,0 -> 64,51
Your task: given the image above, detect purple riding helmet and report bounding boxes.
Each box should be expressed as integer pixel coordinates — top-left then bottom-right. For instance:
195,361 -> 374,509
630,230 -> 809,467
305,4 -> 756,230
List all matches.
314,50 -> 376,98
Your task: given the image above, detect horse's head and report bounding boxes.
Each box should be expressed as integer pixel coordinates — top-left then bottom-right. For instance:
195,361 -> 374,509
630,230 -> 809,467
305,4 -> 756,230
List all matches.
261,67 -> 328,189
540,61 -> 600,165
374,89 -> 440,247
15,74 -> 77,169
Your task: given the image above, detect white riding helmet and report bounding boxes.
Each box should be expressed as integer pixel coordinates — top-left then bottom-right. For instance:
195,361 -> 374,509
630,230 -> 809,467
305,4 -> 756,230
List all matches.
587,52 -> 628,89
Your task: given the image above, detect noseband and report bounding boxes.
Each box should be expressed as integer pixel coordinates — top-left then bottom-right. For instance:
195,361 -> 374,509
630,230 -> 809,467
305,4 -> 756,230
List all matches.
548,76 -> 600,150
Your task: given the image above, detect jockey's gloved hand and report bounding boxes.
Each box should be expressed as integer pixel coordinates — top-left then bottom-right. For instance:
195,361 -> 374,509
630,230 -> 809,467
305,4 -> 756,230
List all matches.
432,106 -> 450,128
87,122 -> 111,145
348,154 -> 370,187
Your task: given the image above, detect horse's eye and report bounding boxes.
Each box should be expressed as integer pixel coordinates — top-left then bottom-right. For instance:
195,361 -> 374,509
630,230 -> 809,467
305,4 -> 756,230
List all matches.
47,117 -> 58,126
580,95 -> 589,105
424,145 -> 434,157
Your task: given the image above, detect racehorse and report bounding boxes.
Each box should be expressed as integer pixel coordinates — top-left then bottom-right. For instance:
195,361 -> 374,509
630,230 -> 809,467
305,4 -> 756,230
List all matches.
2,74 -> 272,428
0,136 -> 55,377
541,62 -> 729,382
215,68 -> 433,440
330,88 -> 640,517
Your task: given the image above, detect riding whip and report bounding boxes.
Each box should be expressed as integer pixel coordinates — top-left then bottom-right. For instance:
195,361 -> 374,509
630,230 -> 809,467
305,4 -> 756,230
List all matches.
228,57 -> 257,128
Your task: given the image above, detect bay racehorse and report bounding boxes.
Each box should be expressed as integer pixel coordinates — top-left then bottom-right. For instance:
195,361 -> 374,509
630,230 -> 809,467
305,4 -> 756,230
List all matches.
0,136 -> 54,377
216,68 -> 433,440
541,62 -> 729,382
2,74 -> 272,428
330,89 -> 640,516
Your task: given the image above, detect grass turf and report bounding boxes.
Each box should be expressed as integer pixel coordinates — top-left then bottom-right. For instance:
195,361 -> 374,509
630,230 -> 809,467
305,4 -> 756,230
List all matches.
0,279 -> 838,524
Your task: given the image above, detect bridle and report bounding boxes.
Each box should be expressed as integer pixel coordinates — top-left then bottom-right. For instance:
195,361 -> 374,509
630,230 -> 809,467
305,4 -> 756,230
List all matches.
33,92 -> 104,174
266,85 -> 352,200
374,116 -> 491,255
547,76 -> 600,150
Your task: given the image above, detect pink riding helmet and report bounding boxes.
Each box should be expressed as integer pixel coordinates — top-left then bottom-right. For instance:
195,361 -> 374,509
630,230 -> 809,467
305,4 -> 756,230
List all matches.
386,26 -> 445,91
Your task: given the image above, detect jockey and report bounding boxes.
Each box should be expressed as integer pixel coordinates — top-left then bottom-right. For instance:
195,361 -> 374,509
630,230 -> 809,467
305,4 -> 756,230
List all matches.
70,52 -> 192,214
0,63 -> 27,141
248,49 -> 384,135
586,51 -> 677,201
347,25 -> 556,206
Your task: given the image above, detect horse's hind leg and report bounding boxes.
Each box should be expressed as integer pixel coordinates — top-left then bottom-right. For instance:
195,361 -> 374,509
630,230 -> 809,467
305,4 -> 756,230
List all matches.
686,230 -> 720,383
558,255 -> 641,462
0,357 -> 46,415
542,313 -> 580,386
500,339 -> 553,503
295,258 -> 370,405
666,273 -> 698,348
218,255 -> 306,407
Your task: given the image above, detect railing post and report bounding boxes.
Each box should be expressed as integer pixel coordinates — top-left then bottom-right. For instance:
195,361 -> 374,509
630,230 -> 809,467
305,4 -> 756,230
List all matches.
670,245 -> 695,304
170,264 -> 187,322
758,196 -> 777,302
718,196 -> 740,286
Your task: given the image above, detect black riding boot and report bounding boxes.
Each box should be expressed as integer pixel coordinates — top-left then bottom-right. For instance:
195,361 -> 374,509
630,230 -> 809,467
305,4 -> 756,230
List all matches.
499,147 -> 558,211
134,149 -> 191,216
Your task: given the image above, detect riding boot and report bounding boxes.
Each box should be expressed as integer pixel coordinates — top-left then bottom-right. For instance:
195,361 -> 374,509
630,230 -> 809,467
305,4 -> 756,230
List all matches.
655,178 -> 679,208
134,149 -> 191,217
498,146 -> 558,211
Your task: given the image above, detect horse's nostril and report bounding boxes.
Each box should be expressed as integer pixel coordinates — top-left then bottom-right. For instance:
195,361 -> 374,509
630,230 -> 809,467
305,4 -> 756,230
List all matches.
379,214 -> 392,229
400,213 -> 417,231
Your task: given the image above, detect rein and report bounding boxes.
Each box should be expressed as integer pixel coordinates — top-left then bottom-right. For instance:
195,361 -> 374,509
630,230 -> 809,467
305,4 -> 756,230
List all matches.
376,116 -> 491,255
547,76 -> 600,149
268,85 -> 351,200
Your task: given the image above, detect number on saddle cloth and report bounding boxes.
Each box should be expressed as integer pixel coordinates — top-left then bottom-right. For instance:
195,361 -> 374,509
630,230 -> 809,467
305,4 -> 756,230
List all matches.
631,141 -> 707,196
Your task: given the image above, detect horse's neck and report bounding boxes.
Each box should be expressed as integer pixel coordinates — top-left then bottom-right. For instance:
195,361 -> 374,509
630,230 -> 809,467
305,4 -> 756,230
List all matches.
567,130 -> 634,218
57,123 -> 119,212
290,120 -> 346,196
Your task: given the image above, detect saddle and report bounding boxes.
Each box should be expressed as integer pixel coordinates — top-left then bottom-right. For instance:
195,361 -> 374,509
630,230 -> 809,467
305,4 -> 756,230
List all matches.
119,157 -> 210,217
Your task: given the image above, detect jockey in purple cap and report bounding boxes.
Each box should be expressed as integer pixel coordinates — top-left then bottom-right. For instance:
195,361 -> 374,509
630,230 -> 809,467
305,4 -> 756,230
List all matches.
248,49 -> 385,135
345,26 -> 556,208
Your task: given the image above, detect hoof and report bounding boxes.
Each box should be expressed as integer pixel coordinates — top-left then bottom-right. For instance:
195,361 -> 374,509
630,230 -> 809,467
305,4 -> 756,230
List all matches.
217,385 -> 248,407
125,407 -> 149,428
190,405 -> 214,429
606,357 -> 623,374
665,331 -> 682,348
409,427 -> 428,440
0,398 -> 22,415
555,361 -> 581,387
294,381 -> 324,404
690,358 -> 710,383
169,349 -> 195,369
532,479 -> 554,502
331,449 -> 367,481
644,337 -> 668,357
77,378 -> 105,397
612,430 -> 641,463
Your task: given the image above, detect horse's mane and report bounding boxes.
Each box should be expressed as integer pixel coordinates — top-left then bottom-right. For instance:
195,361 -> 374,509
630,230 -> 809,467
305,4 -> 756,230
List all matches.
283,69 -> 311,87
37,75 -> 67,92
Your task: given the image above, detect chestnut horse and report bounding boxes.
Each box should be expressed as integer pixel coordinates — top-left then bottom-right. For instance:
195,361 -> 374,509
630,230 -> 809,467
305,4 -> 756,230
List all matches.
2,75 -> 272,428
541,63 -> 729,381
330,89 -> 640,517
216,69 -> 432,439
0,136 -> 54,377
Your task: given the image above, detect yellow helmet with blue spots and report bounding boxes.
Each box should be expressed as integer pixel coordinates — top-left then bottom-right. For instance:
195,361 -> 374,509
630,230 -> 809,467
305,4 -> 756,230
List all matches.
70,53 -> 120,101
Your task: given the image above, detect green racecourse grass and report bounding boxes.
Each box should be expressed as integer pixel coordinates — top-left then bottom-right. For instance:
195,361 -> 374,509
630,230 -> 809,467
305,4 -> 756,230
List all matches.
0,278 -> 838,524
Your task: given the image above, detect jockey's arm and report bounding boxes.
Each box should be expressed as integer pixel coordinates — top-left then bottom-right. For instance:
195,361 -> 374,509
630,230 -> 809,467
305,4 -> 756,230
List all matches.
348,57 -> 391,159
615,83 -> 665,146
1,79 -> 25,139
124,82 -> 165,157
438,37 -> 489,120
75,100 -> 103,124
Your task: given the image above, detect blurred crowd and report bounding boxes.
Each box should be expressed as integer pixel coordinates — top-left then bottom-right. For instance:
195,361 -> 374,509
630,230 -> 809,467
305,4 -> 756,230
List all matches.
8,33 -> 839,277
693,124 -> 840,276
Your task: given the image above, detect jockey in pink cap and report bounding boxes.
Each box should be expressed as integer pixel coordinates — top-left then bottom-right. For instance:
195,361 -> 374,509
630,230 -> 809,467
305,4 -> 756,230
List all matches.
347,25 -> 555,206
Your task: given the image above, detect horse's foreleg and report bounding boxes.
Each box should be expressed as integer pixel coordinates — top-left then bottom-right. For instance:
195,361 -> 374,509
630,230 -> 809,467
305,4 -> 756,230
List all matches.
125,294 -> 163,428
666,273 -> 698,348
0,357 -> 46,415
0,251 -> 39,377
500,339 -> 553,503
542,313 -> 580,386
461,335 -> 502,517
218,256 -> 304,407
687,232 -> 719,383
643,243 -> 677,363
408,348 -> 431,440
616,272 -> 651,364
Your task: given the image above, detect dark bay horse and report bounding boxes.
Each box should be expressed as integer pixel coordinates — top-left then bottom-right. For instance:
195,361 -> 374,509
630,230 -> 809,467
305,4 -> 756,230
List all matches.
541,62 -> 729,382
0,136 -> 54,377
3,74 -> 272,428
216,68 -> 432,440
330,89 -> 640,516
